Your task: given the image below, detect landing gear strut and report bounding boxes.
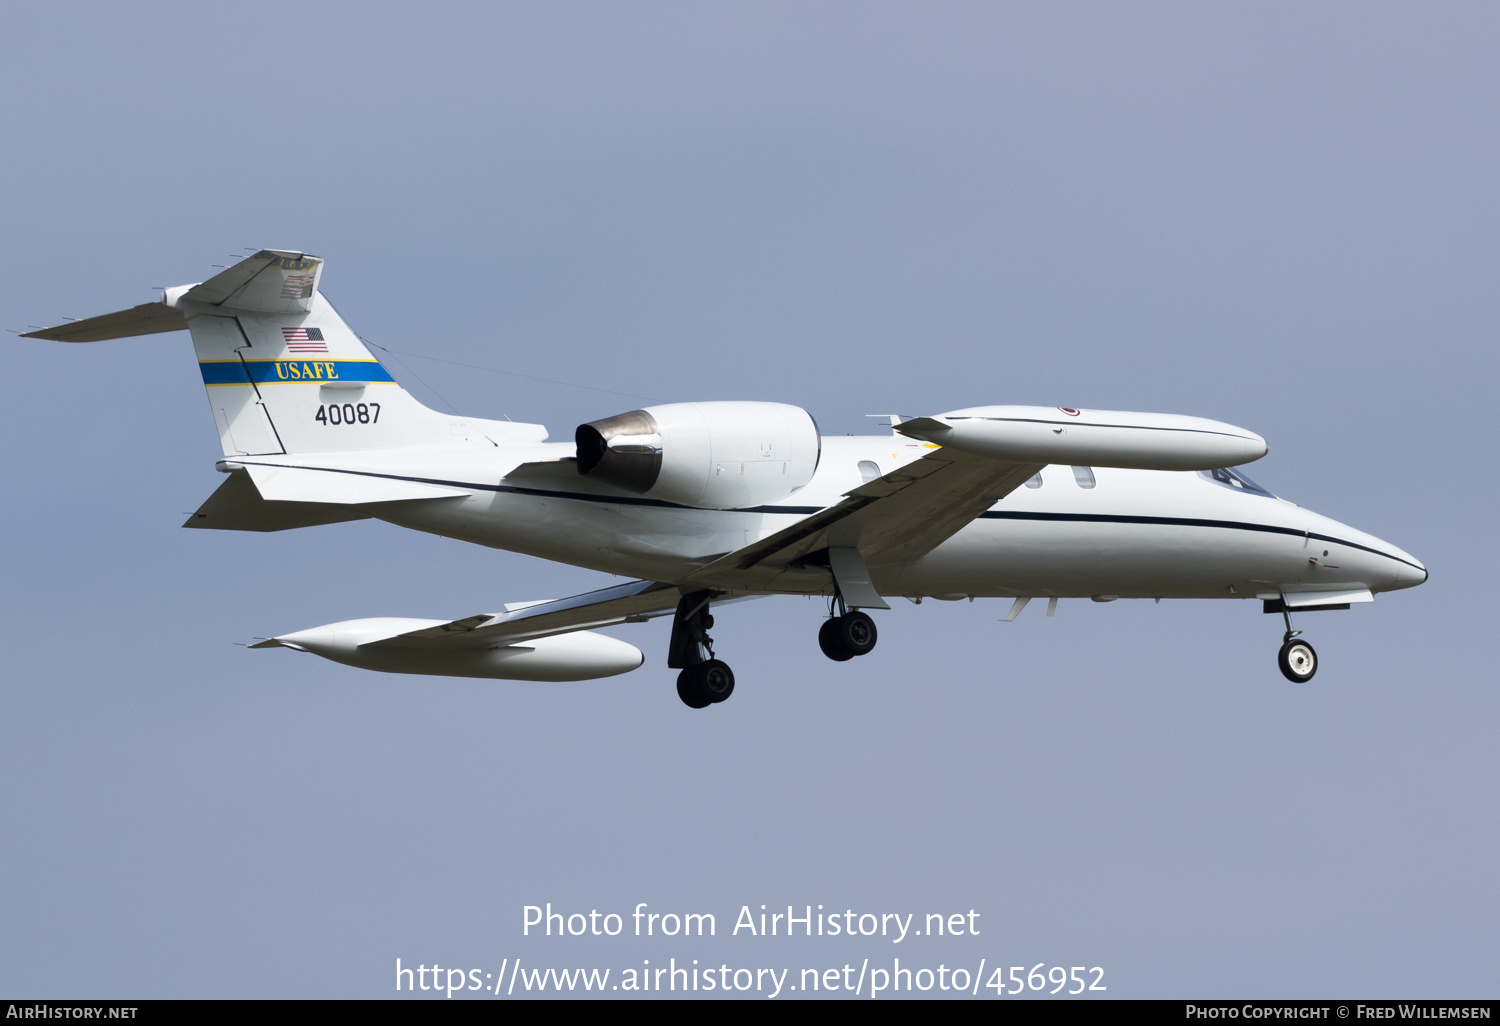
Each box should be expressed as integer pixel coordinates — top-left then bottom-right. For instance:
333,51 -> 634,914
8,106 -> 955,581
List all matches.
669,590 -> 734,708
1275,603 -> 1317,683
818,595 -> 879,661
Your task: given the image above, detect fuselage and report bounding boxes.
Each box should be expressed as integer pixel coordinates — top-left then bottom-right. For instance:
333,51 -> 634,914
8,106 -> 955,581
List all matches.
29,249 -> 1427,694
354,433 -> 1425,603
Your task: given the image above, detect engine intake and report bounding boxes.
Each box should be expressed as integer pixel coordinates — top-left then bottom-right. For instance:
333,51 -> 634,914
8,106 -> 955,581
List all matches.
576,401 -> 820,509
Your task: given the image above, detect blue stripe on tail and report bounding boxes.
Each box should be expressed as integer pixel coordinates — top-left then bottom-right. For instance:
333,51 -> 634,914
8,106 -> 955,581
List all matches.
200,360 -> 397,386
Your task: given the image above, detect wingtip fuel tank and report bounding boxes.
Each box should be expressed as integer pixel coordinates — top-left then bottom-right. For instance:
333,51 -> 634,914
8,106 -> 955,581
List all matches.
896,406 -> 1267,471
258,618 -> 645,681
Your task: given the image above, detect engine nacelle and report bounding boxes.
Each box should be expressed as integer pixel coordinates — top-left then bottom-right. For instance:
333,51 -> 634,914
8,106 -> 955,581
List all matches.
576,401 -> 821,509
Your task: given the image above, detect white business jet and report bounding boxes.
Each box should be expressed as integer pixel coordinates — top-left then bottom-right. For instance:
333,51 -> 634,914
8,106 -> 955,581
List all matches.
23,250 -> 1426,708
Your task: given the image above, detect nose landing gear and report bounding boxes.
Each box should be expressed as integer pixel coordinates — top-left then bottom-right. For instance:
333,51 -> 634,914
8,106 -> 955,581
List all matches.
669,590 -> 735,708
1274,602 -> 1318,683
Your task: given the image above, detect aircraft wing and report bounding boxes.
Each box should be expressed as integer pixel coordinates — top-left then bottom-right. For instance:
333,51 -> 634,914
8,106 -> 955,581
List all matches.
360,579 -> 686,650
682,447 -> 1045,591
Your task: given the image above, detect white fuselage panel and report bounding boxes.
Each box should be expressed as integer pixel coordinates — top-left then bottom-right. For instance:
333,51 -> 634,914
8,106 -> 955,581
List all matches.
342,435 -> 1422,602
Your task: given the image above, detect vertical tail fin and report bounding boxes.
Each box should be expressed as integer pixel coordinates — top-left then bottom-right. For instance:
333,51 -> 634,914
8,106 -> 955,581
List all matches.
23,249 -> 547,456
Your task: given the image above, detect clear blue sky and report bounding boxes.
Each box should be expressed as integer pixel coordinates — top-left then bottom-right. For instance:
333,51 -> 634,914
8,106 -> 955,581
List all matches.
1,1 -> 1495,998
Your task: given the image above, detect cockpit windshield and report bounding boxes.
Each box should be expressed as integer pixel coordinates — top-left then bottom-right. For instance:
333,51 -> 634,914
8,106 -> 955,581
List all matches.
1198,466 -> 1276,498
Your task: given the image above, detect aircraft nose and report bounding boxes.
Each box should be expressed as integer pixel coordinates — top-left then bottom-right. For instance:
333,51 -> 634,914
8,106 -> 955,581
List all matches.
1396,554 -> 1428,589
1306,510 -> 1425,593
1367,535 -> 1425,591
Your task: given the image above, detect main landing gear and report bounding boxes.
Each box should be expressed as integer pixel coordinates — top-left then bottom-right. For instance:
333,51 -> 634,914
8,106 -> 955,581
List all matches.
668,586 -> 884,708
1274,603 -> 1318,683
818,596 -> 879,662
669,590 -> 735,709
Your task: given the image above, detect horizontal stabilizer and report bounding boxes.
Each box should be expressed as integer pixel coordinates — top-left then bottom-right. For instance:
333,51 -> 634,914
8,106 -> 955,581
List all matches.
22,249 -> 322,342
179,250 -> 323,314
237,462 -> 471,505
184,470 -> 370,532
21,300 -> 186,342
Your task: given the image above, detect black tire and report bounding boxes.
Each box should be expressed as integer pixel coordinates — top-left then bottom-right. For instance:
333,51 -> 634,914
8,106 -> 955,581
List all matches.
677,668 -> 712,709
1277,638 -> 1318,683
699,659 -> 735,703
818,618 -> 854,661
677,660 -> 735,707
832,611 -> 879,658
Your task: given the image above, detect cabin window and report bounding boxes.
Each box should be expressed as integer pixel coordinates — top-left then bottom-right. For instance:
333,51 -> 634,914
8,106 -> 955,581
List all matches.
1198,467 -> 1274,497
1072,466 -> 1096,489
857,460 -> 881,484
1024,473 -> 1043,489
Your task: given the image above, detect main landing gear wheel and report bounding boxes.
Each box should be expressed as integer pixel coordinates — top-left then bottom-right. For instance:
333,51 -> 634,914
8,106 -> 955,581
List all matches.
669,590 -> 734,709
676,670 -> 711,709
1278,637 -> 1318,683
677,659 -> 735,708
818,611 -> 878,661
818,618 -> 853,661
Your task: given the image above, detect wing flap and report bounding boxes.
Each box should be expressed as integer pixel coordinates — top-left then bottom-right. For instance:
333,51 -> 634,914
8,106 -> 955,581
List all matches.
844,449 -> 1042,563
683,447 -> 1043,590
387,614 -> 496,640
363,579 -> 684,649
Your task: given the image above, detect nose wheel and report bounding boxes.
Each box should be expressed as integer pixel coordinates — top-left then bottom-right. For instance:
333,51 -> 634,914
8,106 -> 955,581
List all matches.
1273,601 -> 1318,683
1278,636 -> 1317,683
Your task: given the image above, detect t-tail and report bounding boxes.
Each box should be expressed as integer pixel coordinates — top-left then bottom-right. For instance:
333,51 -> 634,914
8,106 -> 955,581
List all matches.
21,249 -> 545,456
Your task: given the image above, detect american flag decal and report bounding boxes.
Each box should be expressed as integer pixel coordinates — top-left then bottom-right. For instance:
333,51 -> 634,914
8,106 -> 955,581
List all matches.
282,326 -> 328,353
280,272 -> 316,300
